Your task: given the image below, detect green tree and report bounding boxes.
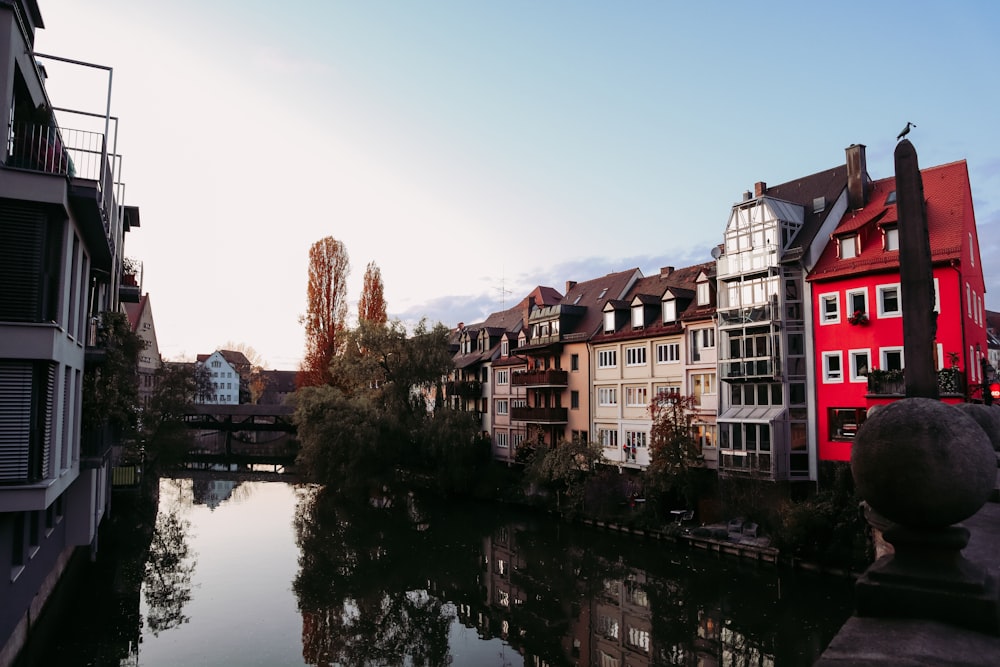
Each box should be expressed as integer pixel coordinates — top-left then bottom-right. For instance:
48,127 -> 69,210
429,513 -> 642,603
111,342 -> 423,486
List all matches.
142,362 -> 212,468
524,435 -> 604,517
82,310 -> 144,435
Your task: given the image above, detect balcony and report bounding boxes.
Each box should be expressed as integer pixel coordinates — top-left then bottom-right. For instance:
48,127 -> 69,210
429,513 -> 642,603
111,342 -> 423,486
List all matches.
512,369 -> 568,387
866,368 -> 966,398
445,380 -> 482,398
511,406 -> 568,423
717,304 -> 774,327
720,358 -> 779,381
6,121 -> 121,271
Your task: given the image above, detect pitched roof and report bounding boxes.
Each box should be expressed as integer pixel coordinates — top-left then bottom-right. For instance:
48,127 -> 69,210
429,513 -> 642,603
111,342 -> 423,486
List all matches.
808,160 -> 972,281
558,268 -> 642,340
766,165 -> 849,264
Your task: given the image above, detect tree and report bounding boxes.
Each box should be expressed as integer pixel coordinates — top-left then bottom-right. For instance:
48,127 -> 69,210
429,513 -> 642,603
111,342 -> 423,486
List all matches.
358,261 -> 387,326
298,236 -> 350,388
82,310 -> 144,435
222,341 -> 269,403
524,435 -> 605,517
643,394 -> 708,518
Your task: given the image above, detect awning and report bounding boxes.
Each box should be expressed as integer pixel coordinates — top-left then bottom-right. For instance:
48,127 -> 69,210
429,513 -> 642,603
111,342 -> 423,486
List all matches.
718,405 -> 785,423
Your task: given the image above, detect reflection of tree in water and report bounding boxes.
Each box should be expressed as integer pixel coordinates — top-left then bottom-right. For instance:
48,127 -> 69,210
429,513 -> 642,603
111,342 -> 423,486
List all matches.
143,507 -> 197,636
294,486 -> 468,667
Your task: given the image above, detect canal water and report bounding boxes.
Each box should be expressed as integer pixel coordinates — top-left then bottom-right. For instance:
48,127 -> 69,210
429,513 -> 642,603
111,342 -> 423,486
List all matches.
20,473 -> 854,666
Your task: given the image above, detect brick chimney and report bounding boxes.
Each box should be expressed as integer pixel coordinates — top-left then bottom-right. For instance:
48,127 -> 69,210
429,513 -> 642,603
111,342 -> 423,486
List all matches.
660,266 -> 674,276
566,280 -> 577,294
846,143 -> 870,210
754,181 -> 767,197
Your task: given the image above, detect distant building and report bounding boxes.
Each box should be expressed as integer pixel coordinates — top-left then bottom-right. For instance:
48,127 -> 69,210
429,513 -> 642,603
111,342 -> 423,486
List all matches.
257,369 -> 298,405
196,351 -> 240,405
123,294 -> 161,408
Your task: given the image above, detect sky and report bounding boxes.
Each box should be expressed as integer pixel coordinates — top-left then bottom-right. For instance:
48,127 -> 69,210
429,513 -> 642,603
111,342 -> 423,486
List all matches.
33,1 -> 1000,370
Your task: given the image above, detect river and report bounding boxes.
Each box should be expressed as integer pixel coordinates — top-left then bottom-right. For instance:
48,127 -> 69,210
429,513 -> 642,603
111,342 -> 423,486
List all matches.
18,472 -> 854,666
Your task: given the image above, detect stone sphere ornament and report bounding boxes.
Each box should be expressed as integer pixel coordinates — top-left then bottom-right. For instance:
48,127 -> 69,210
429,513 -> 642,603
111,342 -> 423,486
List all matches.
851,397 -> 995,528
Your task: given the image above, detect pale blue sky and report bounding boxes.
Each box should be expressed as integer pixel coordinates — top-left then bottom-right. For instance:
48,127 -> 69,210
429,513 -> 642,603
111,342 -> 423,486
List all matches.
35,1 -> 1000,369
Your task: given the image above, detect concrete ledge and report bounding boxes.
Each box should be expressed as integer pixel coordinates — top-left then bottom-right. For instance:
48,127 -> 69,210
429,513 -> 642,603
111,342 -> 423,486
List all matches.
816,616 -> 1000,666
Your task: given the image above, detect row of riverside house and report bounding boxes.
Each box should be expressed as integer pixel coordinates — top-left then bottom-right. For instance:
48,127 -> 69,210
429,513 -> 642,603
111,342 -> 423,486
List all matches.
0,1 -> 144,664
445,142 -> 990,494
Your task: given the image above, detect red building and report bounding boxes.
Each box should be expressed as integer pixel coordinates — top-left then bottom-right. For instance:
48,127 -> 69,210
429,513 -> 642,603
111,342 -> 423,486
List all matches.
808,157 -> 989,462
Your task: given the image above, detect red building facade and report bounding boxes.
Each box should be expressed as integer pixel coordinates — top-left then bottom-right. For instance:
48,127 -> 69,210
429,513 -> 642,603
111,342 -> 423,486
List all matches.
808,159 -> 989,462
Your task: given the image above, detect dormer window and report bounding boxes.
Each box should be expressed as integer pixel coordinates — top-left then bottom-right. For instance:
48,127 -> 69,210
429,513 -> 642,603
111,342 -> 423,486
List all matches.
697,281 -> 710,306
662,299 -> 677,323
604,311 -> 615,333
631,305 -> 644,329
839,235 -> 857,259
501,339 -> 509,356
884,226 -> 899,252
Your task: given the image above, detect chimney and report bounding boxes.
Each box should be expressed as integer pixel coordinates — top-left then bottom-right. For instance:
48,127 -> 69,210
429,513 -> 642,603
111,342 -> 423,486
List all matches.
457,322 -> 464,330
743,190 -> 753,201
566,280 -> 577,294
846,143 -> 869,210
754,181 -> 767,197
660,266 -> 674,277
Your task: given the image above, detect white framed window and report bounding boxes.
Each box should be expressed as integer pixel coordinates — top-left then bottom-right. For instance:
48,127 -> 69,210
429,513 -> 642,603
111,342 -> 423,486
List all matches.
598,428 -> 619,448
512,432 -> 525,448
846,288 -> 868,317
632,305 -> 644,329
598,387 -> 618,406
495,399 -> 509,415
885,226 -> 899,251
511,398 -> 527,408
654,384 -> 681,401
624,431 -> 647,448
604,311 -> 615,333
500,340 -> 509,356
496,369 -> 509,386
880,347 -> 904,371
656,342 -> 680,364
662,299 -> 677,323
839,235 -> 857,259
625,386 -> 648,407
820,292 -> 840,324
625,346 -> 647,366
933,277 -> 940,313
495,432 -> 509,448
849,349 -> 871,383
598,349 -> 617,368
691,373 -> 716,406
697,281 -> 711,305
877,284 -> 901,317
823,351 -> 843,383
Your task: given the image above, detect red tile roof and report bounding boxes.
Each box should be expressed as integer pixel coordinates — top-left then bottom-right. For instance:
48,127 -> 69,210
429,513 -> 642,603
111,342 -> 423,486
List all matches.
808,160 -> 972,281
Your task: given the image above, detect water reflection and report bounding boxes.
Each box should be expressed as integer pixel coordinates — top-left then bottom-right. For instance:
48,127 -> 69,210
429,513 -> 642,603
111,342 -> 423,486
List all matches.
293,488 -> 853,666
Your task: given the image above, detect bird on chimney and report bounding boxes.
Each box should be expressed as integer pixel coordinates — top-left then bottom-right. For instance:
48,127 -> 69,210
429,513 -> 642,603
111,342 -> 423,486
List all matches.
897,122 -> 916,141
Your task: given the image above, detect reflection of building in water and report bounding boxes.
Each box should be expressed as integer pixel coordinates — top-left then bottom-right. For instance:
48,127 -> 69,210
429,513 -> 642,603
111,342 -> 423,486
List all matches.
592,572 -> 654,667
695,607 -> 774,667
192,477 -> 239,509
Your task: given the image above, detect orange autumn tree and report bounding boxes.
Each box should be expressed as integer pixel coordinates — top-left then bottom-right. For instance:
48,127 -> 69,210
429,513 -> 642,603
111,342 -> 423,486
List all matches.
297,237 -> 350,388
358,261 -> 387,326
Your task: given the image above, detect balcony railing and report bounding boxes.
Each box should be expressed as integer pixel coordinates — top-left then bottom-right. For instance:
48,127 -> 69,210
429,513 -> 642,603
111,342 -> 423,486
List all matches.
445,380 -> 482,398
719,358 -> 779,381
866,368 -> 966,398
511,369 -> 568,387
511,406 -> 568,423
717,304 -> 774,327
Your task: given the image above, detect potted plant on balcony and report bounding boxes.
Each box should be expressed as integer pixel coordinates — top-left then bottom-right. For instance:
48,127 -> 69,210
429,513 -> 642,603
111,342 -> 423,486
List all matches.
938,352 -> 963,395
848,309 -> 869,326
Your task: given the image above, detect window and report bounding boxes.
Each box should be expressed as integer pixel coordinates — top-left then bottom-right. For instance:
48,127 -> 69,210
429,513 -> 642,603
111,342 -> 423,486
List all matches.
691,373 -> 716,405
880,347 -> 904,371
691,328 -> 714,361
495,399 -> 509,415
625,386 -> 648,407
627,627 -> 651,653
830,407 -> 866,440
662,300 -> 676,322
693,423 -> 716,449
512,432 -> 525,448
571,390 -> 579,409
846,288 -> 868,317
632,305 -> 644,329
697,281 -> 711,305
839,235 -> 857,259
877,284 -> 901,317
624,431 -> 647,448
500,340 -> 509,356
495,432 -> 509,448
849,349 -> 870,383
625,346 -> 646,366
496,370 -> 509,386
571,354 -> 579,371
604,311 -> 615,333
656,343 -> 680,364
820,292 -> 840,324
598,349 -> 617,368
598,428 -> 619,448
598,387 -> 618,406
823,351 -> 843,383
885,226 -> 899,251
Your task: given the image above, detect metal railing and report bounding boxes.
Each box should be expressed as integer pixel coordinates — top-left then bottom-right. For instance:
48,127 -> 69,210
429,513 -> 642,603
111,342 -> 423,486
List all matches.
511,369 -> 568,386
511,406 -> 568,423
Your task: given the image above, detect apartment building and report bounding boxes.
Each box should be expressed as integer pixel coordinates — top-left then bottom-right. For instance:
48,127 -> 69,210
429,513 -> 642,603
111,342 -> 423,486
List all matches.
123,293 -> 161,408
0,2 -> 140,662
807,155 -> 989,461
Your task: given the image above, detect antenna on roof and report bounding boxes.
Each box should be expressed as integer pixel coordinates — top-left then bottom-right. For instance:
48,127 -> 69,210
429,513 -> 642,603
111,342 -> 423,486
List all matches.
496,267 -> 512,309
